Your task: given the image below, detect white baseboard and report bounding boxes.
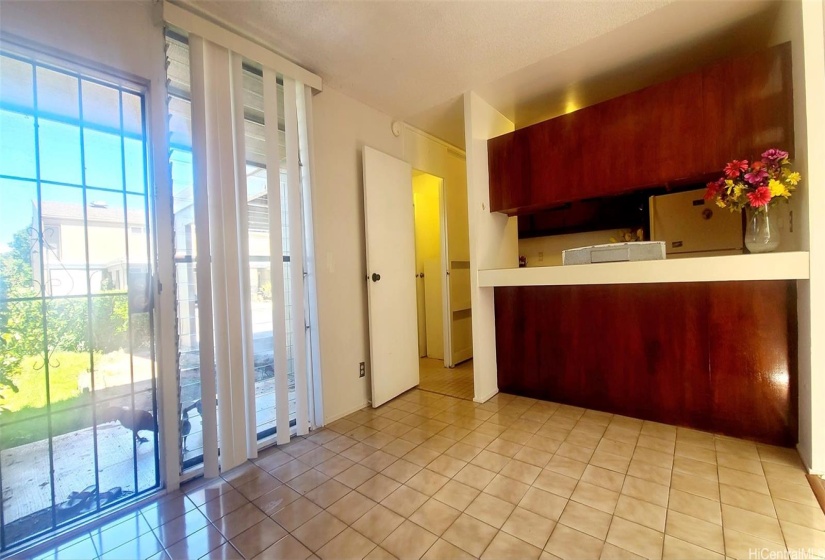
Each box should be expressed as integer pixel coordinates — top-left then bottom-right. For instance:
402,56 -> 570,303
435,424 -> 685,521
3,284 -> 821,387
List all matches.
474,388 -> 498,404
322,401 -> 369,426
452,347 -> 473,364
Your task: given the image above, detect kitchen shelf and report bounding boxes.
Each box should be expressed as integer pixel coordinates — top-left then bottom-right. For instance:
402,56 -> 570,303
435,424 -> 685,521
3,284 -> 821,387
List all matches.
478,251 -> 810,287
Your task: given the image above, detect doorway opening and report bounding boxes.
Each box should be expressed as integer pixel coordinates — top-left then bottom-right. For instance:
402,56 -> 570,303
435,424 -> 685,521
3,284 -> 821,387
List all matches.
411,170 -> 473,400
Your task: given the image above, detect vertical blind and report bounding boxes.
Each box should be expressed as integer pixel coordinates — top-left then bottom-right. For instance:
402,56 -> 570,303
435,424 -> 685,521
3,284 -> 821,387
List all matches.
164,3 -> 321,476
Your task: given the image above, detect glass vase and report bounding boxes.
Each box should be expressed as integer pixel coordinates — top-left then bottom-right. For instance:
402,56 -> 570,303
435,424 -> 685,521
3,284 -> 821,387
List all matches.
745,206 -> 781,253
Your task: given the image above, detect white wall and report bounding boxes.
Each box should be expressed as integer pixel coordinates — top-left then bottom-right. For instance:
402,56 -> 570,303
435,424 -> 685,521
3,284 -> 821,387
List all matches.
310,87 -> 403,422
0,0 -> 179,488
463,92 -> 518,403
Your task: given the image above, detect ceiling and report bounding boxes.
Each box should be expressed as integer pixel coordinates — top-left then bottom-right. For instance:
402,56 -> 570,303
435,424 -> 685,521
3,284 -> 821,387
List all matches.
183,0 -> 779,149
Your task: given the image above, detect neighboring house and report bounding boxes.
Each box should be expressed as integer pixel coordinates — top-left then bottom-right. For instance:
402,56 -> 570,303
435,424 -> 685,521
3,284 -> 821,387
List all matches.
31,200 -> 148,297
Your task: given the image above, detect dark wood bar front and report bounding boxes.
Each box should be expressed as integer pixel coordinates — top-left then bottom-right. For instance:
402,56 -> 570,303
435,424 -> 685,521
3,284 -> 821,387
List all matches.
494,281 -> 798,446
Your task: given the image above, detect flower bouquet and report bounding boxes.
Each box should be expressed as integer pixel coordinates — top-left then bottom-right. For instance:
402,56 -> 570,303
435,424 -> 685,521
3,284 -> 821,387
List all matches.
704,148 -> 800,211
704,148 -> 800,253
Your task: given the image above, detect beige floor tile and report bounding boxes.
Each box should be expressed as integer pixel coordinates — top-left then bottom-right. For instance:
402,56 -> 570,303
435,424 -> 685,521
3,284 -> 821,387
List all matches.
718,467 -> 770,495
336,464 -> 378,489
317,455 -> 356,478
257,535 -> 312,560
773,497 -> 825,531
326,491 -> 377,525
164,524 -> 225,559
769,479 -> 821,507
486,438 -> 523,458
670,472 -> 719,502
200,489 -> 250,522
519,487 -> 568,521
717,452 -> 764,476
203,542 -> 244,560
715,438 -> 759,461
483,473 -> 530,504
433,480 -> 480,511
780,519 -> 825,554
546,455 -> 588,479
606,517 -> 664,560
590,449 -> 632,474
404,445 -> 442,468
525,434 -> 563,454
719,484 -> 776,517
381,485 -> 429,518
636,436 -> 675,456
442,513 -> 498,557
545,524 -> 604,560
632,447 -> 673,471
252,483 -> 301,516
409,498 -> 462,536
622,476 -> 669,508
292,511 -> 348,552
723,527 -> 788,560
558,500 -> 612,540
444,442 -> 484,462
674,442 -> 717,465
231,518 -> 288,559
462,431 -> 497,449
465,492 -> 515,528
214,503 -> 268,540
428,455 -> 467,478
454,463 -> 497,490
381,520 -> 438,560
672,457 -> 717,482
581,464 -> 626,492
757,444 -> 804,468
406,469 -> 450,496
763,461 -> 810,487
596,438 -> 636,459
357,474 -> 401,502
500,459 -> 542,485
627,459 -> 672,487
439,426 -> 472,441
664,510 -> 724,554
600,542 -> 647,560
556,442 -> 596,463
567,429 -> 604,448
383,439 -> 418,458
675,428 -> 715,450
668,488 -> 722,525
301,448 -> 339,468
605,425 -> 643,445
514,446 -> 553,468
571,480 -> 620,514
360,451 -> 398,472
382,459 -> 423,484
533,469 -> 580,499
615,495 -> 666,532
471,450 -> 511,473
270,497 -> 323,532
662,535 -> 723,560
421,538 -> 474,560
501,506 -> 556,549
153,508 -> 210,548
481,531 -> 542,560
288,469 -> 331,495
721,504 -> 784,544
352,504 -> 405,543
343,443 -> 381,463
317,527 -> 377,560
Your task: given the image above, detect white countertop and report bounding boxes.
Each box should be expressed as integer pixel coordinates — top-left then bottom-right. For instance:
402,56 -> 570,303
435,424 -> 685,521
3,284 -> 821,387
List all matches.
478,251 -> 810,287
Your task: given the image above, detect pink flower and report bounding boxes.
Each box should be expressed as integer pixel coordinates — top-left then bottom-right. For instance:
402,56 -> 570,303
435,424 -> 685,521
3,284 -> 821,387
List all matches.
747,186 -> 772,207
724,160 -> 748,179
761,148 -> 788,162
744,167 -> 768,185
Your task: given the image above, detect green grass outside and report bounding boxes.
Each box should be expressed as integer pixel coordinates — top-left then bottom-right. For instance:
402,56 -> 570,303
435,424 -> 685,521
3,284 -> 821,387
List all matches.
0,351 -> 124,449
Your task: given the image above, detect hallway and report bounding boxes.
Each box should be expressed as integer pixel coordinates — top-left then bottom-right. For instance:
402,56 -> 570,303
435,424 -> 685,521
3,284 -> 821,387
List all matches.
418,358 -> 474,400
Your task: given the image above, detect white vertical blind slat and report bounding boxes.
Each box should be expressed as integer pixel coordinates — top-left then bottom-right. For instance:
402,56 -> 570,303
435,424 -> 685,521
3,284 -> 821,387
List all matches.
263,68 -> 292,445
283,77 -> 309,435
187,35 -> 220,478
230,52 -> 259,459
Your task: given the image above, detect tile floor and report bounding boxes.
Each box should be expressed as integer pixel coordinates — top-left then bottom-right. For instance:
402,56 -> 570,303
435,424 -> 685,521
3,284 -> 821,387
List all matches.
418,358 -> 474,400
25,389 -> 825,560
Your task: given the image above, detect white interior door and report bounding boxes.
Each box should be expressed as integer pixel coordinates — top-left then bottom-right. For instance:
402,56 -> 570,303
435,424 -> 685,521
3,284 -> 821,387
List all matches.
363,146 -> 420,407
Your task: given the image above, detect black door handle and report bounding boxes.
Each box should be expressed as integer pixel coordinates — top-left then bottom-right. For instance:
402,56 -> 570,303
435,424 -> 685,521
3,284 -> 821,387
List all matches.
371,273 -> 381,282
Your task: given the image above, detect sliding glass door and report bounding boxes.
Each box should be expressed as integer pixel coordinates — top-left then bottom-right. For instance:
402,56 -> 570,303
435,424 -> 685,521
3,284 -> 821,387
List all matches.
0,46 -> 160,551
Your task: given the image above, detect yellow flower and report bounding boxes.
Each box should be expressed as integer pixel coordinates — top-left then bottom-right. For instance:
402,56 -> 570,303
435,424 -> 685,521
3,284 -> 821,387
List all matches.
785,171 -> 801,186
716,199 -> 727,208
769,179 -> 787,198
733,185 -> 745,199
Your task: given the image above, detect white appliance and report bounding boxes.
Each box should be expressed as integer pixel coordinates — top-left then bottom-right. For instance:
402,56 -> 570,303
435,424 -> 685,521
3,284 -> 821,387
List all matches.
562,242 -> 665,265
649,188 -> 743,257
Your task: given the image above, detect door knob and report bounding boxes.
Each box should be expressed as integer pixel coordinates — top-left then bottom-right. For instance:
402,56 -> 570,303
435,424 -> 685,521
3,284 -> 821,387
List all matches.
371,273 -> 381,282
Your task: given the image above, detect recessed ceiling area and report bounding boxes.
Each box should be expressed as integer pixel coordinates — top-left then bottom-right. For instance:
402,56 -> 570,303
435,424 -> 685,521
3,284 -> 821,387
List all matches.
182,0 -> 780,149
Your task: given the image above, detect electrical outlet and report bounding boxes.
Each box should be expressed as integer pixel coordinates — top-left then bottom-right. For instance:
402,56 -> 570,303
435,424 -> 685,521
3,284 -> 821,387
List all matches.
538,252 -> 544,262
359,362 -> 366,378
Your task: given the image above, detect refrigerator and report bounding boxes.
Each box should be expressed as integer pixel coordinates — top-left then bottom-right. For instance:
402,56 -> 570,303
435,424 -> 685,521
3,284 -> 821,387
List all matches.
649,188 -> 743,257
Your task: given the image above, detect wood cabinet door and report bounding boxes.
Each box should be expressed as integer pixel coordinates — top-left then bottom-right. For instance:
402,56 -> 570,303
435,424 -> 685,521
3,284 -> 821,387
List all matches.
703,43 -> 794,169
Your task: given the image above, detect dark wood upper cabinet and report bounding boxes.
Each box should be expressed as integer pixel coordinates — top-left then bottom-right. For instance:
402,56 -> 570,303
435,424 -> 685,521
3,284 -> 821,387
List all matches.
488,43 -> 794,215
